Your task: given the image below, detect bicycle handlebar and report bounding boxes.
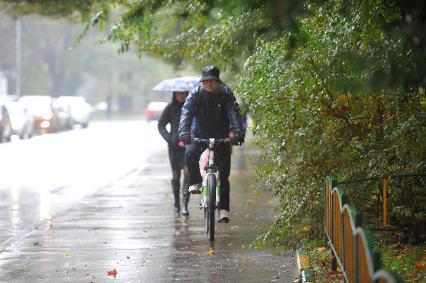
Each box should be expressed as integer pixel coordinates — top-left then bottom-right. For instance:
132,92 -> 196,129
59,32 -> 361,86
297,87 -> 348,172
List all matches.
193,138 -> 231,144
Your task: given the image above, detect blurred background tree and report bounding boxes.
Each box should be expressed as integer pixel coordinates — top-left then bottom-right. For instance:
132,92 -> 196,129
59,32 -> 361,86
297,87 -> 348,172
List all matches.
0,1 -> 177,117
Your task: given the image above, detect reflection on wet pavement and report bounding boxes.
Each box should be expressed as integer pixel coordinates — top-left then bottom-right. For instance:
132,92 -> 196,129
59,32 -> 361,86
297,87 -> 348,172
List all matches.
0,123 -> 295,282
0,121 -> 160,245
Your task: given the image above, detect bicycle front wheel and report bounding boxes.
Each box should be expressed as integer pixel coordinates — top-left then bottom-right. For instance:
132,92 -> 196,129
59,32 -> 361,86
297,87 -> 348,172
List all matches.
207,174 -> 216,241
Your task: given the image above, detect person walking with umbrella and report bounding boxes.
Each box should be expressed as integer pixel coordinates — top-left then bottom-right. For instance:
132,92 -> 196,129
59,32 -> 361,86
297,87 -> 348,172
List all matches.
155,77 -> 199,217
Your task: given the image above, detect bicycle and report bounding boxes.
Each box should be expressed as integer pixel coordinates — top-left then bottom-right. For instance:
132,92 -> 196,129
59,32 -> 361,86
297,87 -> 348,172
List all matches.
194,137 -> 230,241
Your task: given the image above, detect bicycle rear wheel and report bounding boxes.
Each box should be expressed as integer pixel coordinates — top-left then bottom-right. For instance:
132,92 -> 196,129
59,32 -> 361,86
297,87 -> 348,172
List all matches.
206,174 -> 216,241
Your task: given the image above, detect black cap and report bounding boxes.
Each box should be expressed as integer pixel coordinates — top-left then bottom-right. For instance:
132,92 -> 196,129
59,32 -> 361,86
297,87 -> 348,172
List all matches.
200,66 -> 221,82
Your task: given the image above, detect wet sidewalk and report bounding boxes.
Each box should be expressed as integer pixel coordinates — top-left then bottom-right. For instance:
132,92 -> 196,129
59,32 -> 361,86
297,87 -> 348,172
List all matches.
0,147 -> 295,282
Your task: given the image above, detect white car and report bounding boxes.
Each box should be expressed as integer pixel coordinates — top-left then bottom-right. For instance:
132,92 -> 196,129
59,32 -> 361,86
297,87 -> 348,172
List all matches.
55,96 -> 91,128
18,95 -> 60,133
4,101 -> 34,139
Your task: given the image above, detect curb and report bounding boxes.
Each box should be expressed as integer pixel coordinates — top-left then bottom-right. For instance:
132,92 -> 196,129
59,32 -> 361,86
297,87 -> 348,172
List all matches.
296,249 -> 316,283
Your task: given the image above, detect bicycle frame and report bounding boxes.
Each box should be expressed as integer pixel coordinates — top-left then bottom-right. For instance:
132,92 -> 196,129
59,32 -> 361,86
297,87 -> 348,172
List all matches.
201,138 -> 221,209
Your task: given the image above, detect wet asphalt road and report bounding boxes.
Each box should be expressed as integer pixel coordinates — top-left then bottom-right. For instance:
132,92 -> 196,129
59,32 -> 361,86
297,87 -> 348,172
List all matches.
0,120 -> 295,282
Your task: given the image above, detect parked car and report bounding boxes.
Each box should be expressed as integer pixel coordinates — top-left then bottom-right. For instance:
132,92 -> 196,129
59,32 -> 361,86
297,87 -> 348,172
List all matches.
53,101 -> 73,131
18,95 -> 60,134
0,103 -> 12,143
145,101 -> 167,121
4,101 -> 34,139
55,96 -> 91,128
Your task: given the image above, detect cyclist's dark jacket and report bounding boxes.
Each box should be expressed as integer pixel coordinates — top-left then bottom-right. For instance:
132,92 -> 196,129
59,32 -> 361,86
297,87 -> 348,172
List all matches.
158,97 -> 184,149
179,84 -> 244,140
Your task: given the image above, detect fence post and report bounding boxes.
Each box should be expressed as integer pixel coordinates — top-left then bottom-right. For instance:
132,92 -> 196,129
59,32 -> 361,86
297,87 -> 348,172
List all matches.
331,249 -> 337,272
383,179 -> 388,227
324,176 -> 328,246
354,212 -> 363,283
341,195 -> 348,279
331,178 -> 338,272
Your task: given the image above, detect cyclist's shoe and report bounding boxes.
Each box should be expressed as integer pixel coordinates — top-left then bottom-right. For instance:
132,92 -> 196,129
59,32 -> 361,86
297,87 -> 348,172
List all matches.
189,183 -> 202,194
182,188 -> 190,215
181,206 -> 189,216
218,209 -> 230,223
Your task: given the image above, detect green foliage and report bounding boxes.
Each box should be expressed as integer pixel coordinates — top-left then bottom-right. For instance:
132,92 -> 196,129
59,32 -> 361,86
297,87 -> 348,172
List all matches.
238,0 -> 426,247
57,0 -> 276,77
388,177 -> 426,241
305,246 -> 343,282
378,243 -> 426,282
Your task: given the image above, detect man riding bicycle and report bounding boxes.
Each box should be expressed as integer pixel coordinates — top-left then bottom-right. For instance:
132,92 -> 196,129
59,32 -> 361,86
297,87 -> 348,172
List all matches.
178,66 -> 245,223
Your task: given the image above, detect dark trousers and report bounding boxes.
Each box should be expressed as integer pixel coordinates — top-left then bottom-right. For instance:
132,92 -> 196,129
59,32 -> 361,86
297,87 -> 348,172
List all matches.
169,147 -> 189,211
168,146 -> 185,171
185,142 -> 231,211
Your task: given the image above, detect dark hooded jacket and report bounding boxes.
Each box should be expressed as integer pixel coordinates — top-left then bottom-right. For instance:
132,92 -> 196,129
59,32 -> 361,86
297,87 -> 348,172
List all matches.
158,95 -> 184,149
179,84 -> 244,140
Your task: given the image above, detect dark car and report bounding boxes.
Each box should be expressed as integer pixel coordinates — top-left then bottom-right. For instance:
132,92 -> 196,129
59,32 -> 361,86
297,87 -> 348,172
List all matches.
18,95 -> 60,134
4,101 -> 34,139
0,103 -> 12,143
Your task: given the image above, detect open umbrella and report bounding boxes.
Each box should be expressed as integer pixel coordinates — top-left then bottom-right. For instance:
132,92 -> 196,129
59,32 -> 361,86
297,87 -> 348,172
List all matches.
152,76 -> 200,92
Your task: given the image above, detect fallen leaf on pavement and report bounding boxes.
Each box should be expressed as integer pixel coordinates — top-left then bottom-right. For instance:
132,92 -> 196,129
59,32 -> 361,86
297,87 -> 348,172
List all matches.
207,248 -> 216,256
107,268 -> 118,278
65,251 -> 72,257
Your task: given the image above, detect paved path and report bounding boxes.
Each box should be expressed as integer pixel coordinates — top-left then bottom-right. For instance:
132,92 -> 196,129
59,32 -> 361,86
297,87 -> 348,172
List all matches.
0,146 -> 295,282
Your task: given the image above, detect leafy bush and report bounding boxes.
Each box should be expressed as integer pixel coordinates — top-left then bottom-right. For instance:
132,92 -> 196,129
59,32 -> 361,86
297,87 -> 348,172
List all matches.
237,1 -> 426,247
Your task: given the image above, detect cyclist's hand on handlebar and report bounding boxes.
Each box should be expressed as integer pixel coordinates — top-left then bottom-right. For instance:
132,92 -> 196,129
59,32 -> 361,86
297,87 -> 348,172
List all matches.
228,132 -> 235,141
179,134 -> 191,147
229,131 -> 244,146
228,132 -> 237,145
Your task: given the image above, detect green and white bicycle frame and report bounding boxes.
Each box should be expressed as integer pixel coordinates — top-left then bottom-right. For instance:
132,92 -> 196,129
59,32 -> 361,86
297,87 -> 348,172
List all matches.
200,138 -> 221,210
